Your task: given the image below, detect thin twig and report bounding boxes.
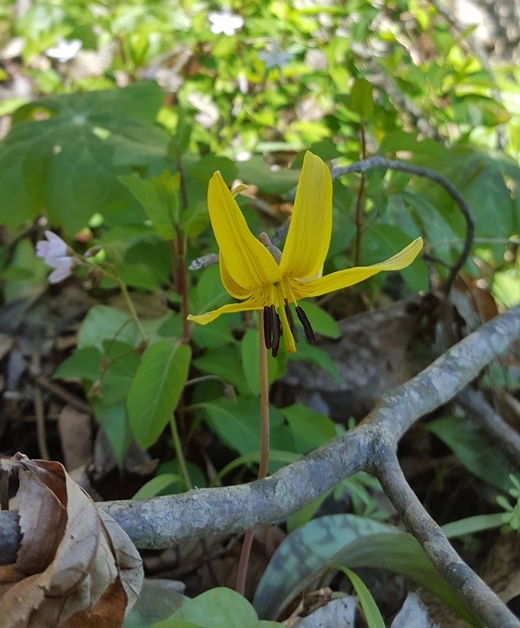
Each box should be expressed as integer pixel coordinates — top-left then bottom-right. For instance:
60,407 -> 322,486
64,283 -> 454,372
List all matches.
353,123 -> 367,266
372,447 -> 518,628
332,156 -> 475,293
27,368 -> 92,414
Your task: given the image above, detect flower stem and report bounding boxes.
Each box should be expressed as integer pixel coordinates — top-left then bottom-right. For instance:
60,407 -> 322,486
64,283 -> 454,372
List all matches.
118,279 -> 148,343
236,311 -> 270,595
258,311 -> 270,479
169,413 -> 192,490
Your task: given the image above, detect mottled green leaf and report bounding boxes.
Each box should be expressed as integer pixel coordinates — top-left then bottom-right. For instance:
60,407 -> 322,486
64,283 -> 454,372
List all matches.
253,514 -> 476,623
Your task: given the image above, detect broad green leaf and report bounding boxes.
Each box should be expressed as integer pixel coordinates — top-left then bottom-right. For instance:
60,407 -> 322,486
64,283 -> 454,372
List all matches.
236,156 -> 300,195
96,340 -> 141,404
254,514 -> 390,619
199,396 -> 294,458
53,346 -> 103,382
193,346 -> 250,395
91,401 -> 133,469
288,342 -> 340,380
350,78 -> 374,118
361,223 -> 428,292
191,316 -> 235,349
119,170 -> 180,240
427,415 -> 516,492
157,588 -> 282,628
187,155 -> 237,184
193,265 -> 229,315
0,82 -> 168,234
334,566 -> 384,628
281,404 -> 336,453
78,305 -> 142,350
123,578 -> 186,628
128,341 -> 191,449
253,514 -> 476,624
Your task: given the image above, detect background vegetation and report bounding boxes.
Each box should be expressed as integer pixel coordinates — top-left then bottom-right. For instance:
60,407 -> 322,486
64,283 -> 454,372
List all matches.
1,0 -> 520,626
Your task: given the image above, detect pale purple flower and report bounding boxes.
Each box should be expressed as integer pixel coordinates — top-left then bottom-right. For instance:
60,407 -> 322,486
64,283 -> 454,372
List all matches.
258,42 -> 293,69
36,231 -> 74,284
209,11 -> 244,36
45,38 -> 82,63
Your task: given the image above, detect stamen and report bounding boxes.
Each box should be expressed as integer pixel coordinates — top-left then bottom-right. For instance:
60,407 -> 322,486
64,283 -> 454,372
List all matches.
263,305 -> 281,357
263,306 -> 272,349
271,306 -> 281,357
296,306 -> 316,343
284,300 -> 298,343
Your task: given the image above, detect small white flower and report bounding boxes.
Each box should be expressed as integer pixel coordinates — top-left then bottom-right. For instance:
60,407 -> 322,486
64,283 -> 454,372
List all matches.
209,11 -> 244,36
45,38 -> 82,63
237,71 -> 249,94
258,42 -> 293,69
36,231 -> 74,284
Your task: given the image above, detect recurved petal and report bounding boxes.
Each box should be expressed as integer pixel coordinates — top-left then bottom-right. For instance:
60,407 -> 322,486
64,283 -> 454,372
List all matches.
280,152 -> 332,279
294,237 -> 423,298
208,172 -> 280,293
187,295 -> 265,325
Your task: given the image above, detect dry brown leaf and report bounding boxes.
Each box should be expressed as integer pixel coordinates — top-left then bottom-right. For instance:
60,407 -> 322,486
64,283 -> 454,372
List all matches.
0,453 -> 143,628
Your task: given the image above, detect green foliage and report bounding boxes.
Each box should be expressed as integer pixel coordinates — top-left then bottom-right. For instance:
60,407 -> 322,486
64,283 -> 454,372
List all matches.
496,474 -> 520,531
334,566 -> 385,628
427,415 -> 517,492
128,341 -> 191,449
2,0 -> 520,622
0,82 -> 168,235
155,588 -> 282,628
253,514 -> 477,624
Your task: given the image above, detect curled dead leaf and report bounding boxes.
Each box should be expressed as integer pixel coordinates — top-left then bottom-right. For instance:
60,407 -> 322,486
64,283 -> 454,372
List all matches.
0,453 -> 143,628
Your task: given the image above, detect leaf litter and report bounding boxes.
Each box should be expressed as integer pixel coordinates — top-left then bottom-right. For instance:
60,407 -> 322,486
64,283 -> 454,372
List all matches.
0,453 -> 143,627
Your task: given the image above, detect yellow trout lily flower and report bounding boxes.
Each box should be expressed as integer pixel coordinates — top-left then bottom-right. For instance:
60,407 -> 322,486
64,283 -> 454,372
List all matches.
188,151 -> 423,355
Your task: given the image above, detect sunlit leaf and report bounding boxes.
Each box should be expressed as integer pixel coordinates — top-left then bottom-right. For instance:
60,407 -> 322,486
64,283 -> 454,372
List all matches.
128,341 -> 191,449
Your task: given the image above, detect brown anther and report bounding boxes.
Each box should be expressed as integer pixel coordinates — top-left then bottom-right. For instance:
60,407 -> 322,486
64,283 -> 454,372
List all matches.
296,306 -> 316,343
263,305 -> 281,357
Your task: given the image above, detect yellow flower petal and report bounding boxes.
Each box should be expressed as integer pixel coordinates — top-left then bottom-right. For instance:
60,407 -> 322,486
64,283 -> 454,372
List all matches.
280,152 -> 332,279
208,172 -> 281,294
188,295 -> 264,325
294,237 -> 423,299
